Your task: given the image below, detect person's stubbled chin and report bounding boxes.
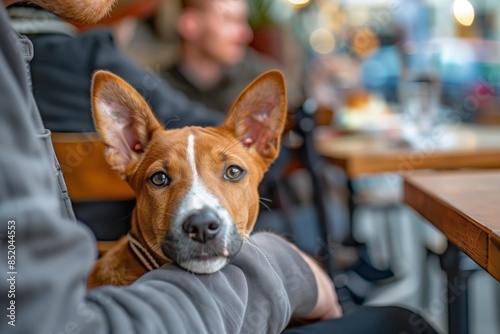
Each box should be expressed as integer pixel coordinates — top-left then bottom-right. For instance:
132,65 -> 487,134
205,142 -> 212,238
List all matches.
6,0 -> 117,24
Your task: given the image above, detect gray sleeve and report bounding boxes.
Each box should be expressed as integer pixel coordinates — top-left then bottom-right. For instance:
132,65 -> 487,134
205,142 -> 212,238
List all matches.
83,232 -> 318,334
244,233 -> 318,317
0,8 -> 100,334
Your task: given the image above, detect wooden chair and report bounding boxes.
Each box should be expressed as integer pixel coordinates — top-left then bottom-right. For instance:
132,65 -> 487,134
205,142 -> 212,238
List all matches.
51,132 -> 136,256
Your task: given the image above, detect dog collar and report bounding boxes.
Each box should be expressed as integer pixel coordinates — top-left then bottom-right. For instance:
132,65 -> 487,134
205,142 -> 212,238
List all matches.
127,233 -> 161,271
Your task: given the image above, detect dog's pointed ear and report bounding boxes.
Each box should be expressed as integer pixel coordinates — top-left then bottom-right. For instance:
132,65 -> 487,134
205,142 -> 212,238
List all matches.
221,70 -> 287,169
91,70 -> 162,179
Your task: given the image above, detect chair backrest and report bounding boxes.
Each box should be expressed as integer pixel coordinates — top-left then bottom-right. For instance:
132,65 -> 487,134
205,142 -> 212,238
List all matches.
52,132 -> 135,202
52,132 -> 135,256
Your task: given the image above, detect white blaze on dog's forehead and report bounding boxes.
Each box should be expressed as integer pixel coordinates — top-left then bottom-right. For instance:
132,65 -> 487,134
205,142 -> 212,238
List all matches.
187,135 -> 199,180
185,134 -> 211,210
178,135 -> 232,225
184,134 -> 221,210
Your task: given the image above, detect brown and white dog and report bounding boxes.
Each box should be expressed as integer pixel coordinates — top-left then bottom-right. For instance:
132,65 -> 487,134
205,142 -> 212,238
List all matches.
87,70 -> 287,287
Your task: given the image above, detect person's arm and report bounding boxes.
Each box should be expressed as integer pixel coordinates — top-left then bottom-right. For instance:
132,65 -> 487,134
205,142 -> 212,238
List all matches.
292,245 -> 343,321
246,234 -> 342,324
87,233 -> 338,334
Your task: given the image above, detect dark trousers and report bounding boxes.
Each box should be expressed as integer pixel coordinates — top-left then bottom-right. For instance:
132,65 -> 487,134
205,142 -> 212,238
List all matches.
284,306 -> 439,334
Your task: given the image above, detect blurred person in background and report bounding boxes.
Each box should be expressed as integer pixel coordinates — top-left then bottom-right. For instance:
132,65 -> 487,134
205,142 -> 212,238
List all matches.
161,0 -> 303,114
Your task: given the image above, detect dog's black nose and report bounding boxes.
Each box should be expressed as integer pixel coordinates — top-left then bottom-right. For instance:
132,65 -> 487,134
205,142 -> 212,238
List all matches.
182,210 -> 221,243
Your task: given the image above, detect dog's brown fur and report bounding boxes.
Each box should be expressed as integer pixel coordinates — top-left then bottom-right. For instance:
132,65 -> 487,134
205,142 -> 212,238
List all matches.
87,70 -> 287,287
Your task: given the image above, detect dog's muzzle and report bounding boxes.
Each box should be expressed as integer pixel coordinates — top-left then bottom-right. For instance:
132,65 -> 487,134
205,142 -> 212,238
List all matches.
162,207 -> 243,274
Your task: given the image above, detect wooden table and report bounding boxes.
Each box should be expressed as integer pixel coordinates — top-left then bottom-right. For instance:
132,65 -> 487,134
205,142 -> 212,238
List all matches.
314,124 -> 500,333
316,124 -> 500,178
404,170 -> 500,281
404,170 -> 500,334
315,123 -> 500,244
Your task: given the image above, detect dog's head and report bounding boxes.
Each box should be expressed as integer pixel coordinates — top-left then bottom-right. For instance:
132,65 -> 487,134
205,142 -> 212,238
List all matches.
91,70 -> 287,274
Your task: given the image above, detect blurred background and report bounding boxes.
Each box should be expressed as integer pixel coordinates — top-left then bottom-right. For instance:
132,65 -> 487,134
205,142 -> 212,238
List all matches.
80,1 -> 500,333
123,0 -> 500,129
112,1 -> 500,333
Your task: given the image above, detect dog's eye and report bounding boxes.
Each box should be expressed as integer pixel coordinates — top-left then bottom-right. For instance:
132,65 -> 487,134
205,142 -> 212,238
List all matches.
149,172 -> 170,187
224,165 -> 245,181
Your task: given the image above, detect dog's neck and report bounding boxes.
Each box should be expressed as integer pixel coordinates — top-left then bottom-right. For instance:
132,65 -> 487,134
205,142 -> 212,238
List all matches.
126,233 -> 161,271
128,211 -> 171,270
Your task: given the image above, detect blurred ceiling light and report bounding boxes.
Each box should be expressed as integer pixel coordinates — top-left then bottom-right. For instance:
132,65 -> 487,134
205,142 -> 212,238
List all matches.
352,28 -> 380,58
310,28 -> 336,54
287,0 -> 311,8
453,0 -> 475,27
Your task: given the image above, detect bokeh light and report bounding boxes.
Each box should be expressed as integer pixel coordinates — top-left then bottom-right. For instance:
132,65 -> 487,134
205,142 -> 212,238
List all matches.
453,0 -> 475,27
352,28 -> 380,58
310,28 -> 336,54
287,0 -> 311,8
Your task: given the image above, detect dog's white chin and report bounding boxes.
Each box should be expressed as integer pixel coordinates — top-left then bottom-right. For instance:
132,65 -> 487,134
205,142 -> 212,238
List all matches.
179,257 -> 229,274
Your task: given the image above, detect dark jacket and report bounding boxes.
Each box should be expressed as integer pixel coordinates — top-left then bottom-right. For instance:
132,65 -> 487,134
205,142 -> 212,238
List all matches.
26,27 -> 223,132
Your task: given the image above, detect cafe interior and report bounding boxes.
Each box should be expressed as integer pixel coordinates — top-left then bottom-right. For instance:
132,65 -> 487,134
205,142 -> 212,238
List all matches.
46,0 -> 500,333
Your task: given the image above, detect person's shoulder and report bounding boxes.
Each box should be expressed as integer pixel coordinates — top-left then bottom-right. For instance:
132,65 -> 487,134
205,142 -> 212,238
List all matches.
28,28 -> 115,55
72,28 -> 117,51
